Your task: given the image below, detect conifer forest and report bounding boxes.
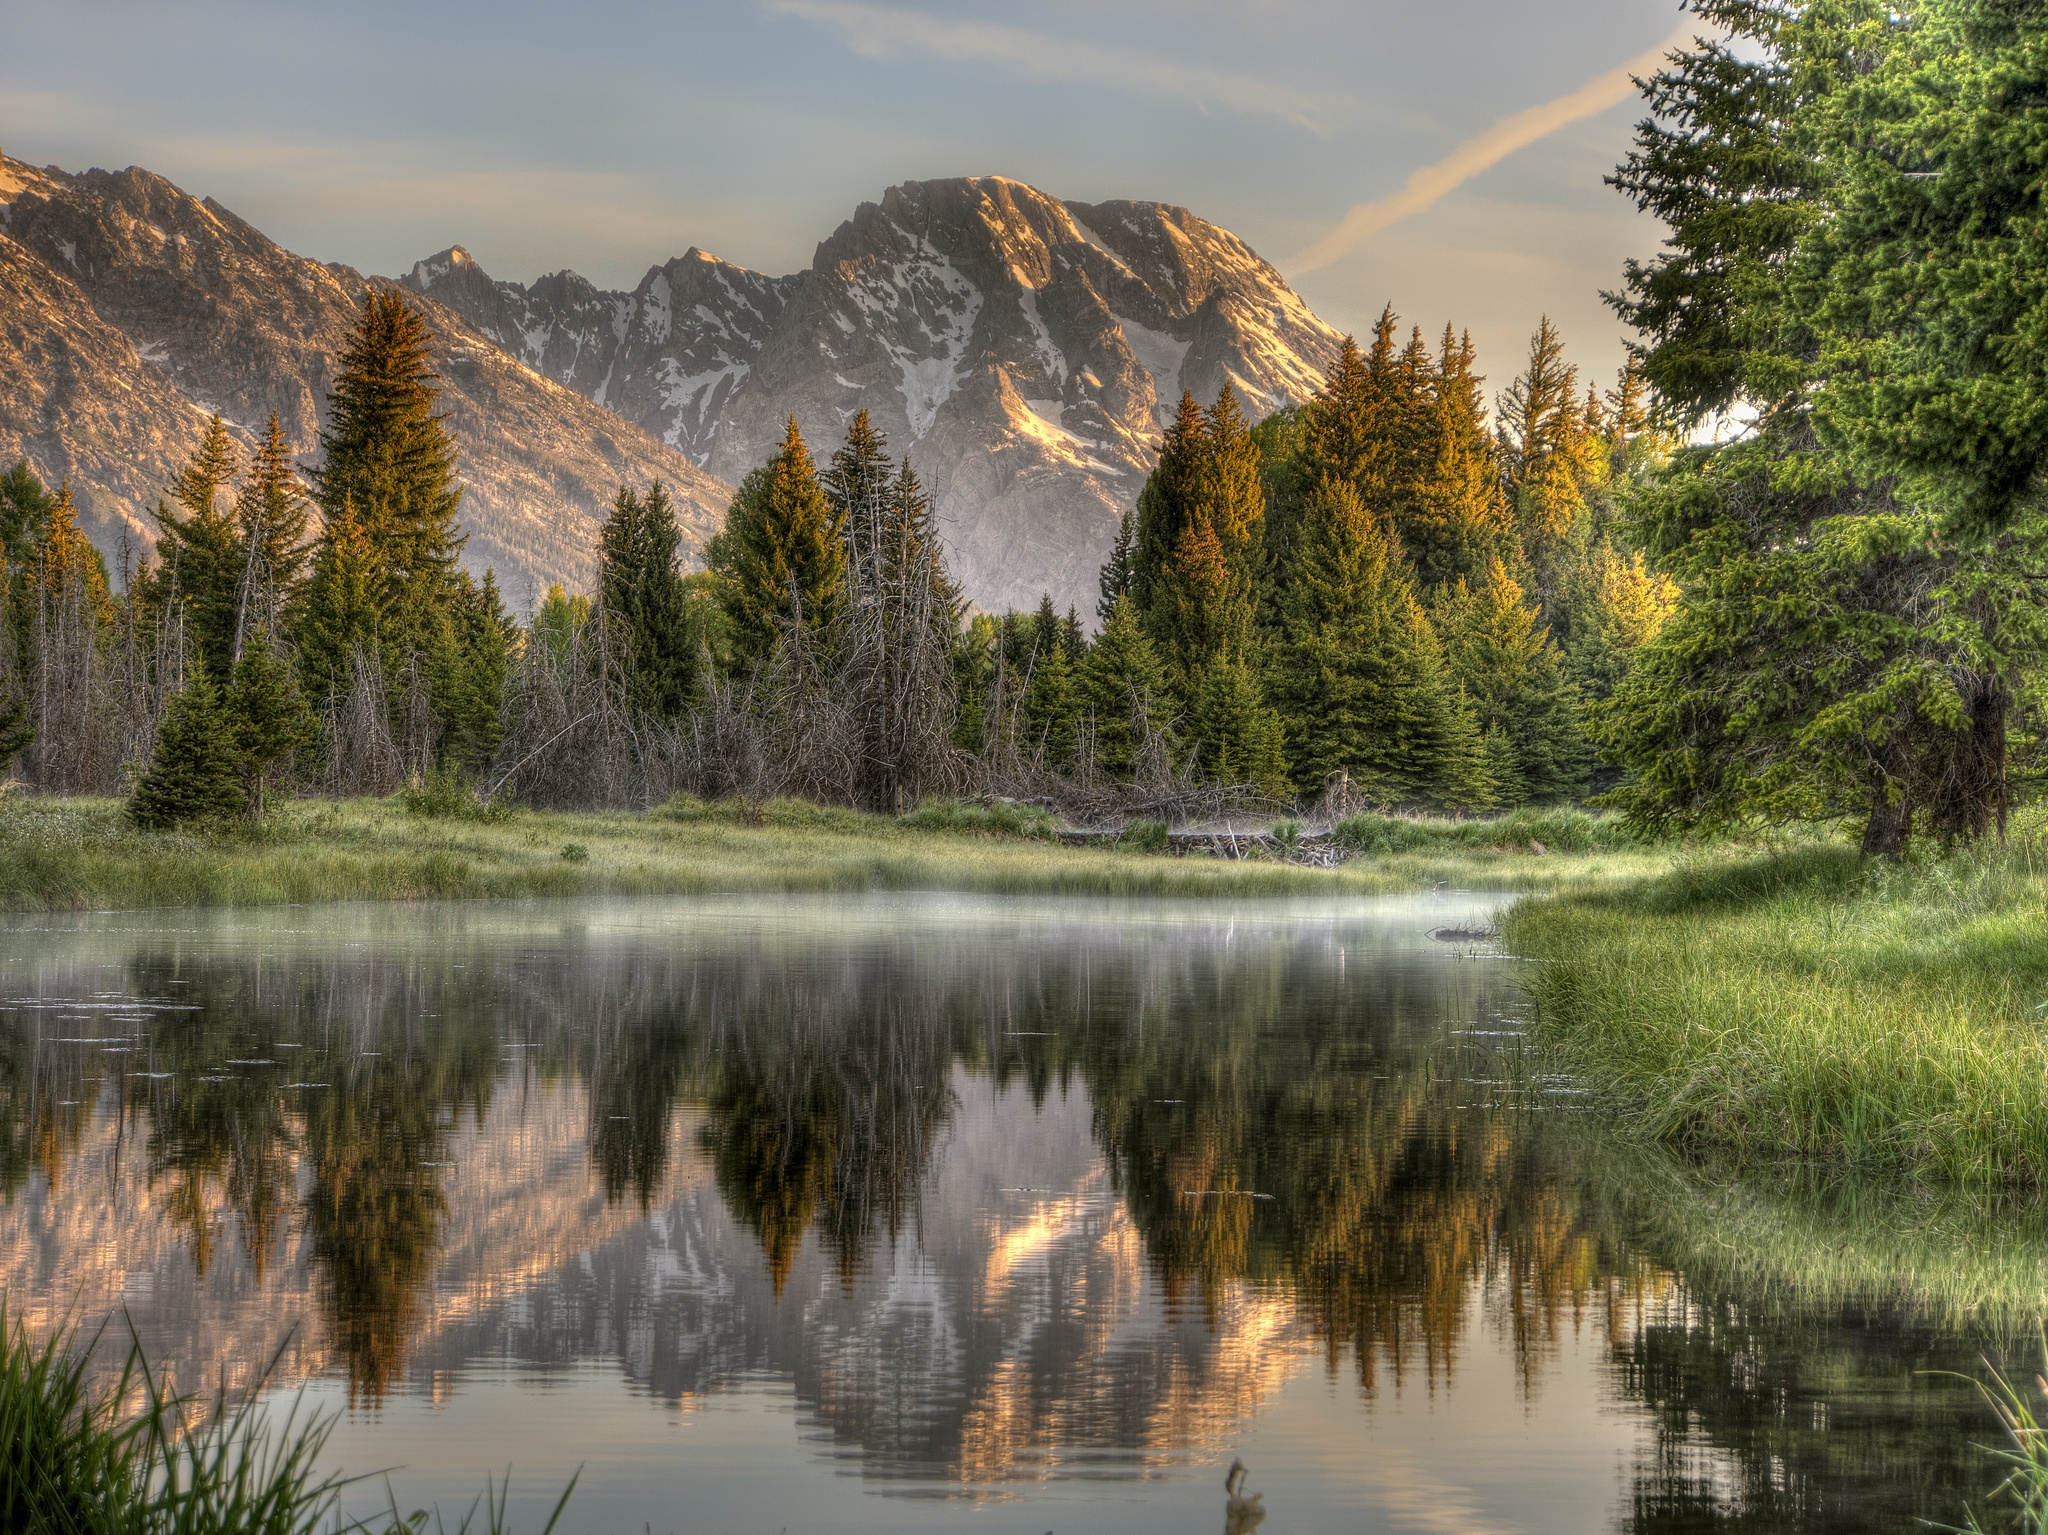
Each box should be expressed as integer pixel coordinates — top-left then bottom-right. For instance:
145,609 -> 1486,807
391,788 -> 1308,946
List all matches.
5,292 -> 1676,830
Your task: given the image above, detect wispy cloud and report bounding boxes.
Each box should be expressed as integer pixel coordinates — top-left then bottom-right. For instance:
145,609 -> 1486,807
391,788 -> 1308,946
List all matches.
1286,25 -> 1693,276
761,0 -> 1339,134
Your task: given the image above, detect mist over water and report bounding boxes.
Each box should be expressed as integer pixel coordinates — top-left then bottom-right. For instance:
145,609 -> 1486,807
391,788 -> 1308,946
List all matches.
0,895 -> 2030,1533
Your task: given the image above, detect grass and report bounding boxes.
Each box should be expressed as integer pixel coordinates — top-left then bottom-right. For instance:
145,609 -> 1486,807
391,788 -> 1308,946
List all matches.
1504,833 -> 2048,1184
0,794 -> 1676,911
0,1305 -> 573,1534
1333,805 -> 1645,855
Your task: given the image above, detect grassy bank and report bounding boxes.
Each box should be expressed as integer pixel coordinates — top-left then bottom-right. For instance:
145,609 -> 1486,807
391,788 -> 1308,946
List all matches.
1505,839 -> 2048,1184
0,796 -> 1672,911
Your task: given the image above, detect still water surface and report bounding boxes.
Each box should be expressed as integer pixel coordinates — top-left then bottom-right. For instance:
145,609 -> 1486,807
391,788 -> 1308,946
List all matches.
0,894 -> 2036,1532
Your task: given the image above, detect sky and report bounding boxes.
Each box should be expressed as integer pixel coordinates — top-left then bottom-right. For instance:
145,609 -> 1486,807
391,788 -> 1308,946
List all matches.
1,0 -> 1693,409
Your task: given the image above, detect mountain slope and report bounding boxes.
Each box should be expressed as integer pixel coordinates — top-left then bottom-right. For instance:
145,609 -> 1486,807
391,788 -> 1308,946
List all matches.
406,177 -> 1343,618
0,156 -> 732,603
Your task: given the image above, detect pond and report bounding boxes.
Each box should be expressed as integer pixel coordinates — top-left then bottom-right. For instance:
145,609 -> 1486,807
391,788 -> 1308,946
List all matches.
0,893 -> 2038,1533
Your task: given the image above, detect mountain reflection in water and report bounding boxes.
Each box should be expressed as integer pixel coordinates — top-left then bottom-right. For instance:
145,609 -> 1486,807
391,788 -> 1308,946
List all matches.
0,896 -> 2035,1534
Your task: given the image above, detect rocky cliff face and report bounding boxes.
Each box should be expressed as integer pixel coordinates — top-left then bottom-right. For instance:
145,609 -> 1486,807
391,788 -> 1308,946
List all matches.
405,176 -> 1343,619
0,155 -> 730,605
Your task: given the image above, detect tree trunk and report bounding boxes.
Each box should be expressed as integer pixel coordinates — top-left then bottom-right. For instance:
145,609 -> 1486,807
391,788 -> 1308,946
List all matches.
1861,787 -> 1912,859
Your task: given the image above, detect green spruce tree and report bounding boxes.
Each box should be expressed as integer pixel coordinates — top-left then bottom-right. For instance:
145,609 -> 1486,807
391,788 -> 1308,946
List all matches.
129,667 -> 245,828
1077,594 -> 1168,778
232,413 -> 312,648
154,415 -> 244,678
226,631 -> 317,819
1436,557 -> 1589,804
599,481 -> 695,717
708,418 -> 848,668
295,499 -> 383,702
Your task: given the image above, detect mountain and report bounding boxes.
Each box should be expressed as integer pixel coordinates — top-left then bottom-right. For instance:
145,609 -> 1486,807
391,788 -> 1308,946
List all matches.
402,176 -> 1343,618
2,153 -> 1343,620
0,154 -> 731,605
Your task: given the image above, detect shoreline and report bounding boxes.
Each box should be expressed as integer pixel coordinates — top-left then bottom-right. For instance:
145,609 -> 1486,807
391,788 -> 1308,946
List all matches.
0,796 -> 1671,912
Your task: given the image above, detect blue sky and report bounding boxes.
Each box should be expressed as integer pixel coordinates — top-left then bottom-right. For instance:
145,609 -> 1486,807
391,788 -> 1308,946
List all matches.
2,0 -> 1689,407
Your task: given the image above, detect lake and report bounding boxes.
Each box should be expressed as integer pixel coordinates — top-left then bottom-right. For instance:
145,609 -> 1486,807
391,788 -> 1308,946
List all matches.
0,893 -> 2036,1533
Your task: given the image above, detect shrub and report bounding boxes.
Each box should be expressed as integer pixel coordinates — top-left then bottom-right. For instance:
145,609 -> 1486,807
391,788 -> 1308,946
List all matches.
1120,819 -> 1170,854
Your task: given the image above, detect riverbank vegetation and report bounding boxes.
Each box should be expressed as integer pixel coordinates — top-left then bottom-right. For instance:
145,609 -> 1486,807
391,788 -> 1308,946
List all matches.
0,795 -> 1671,911
1505,833 -> 2048,1184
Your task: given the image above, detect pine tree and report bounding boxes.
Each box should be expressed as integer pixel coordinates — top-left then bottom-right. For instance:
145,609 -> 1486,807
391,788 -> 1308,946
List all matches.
1097,510 -> 1134,625
436,570 -> 513,772
1498,318 -> 1602,556
226,631 -> 316,819
1076,594 -> 1168,778
822,410 -> 893,580
1436,557 -> 1588,803
232,413 -> 311,650
533,583 -> 590,664
1400,327 -> 1511,591
878,456 -> 958,643
1130,391 -> 1209,615
154,415 -> 243,678
296,499 -> 383,701
708,418 -> 848,668
1296,311 -> 1407,521
599,481 -> 694,718
312,291 -> 466,659
1264,477 -> 1484,802
129,667 -> 244,828
1023,623 -> 1077,768
1201,385 -> 1266,580
1186,657 -> 1290,798
0,461 -> 51,560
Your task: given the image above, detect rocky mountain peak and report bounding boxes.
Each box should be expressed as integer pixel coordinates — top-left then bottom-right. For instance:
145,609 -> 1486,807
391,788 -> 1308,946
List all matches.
0,151 -> 730,604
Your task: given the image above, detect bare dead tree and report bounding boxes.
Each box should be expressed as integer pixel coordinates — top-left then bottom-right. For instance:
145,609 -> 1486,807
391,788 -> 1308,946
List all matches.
322,645 -> 404,797
490,606 -> 649,808
25,544 -> 121,794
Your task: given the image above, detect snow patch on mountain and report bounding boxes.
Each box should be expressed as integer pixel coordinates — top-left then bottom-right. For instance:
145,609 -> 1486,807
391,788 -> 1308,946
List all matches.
1113,314 -> 1190,419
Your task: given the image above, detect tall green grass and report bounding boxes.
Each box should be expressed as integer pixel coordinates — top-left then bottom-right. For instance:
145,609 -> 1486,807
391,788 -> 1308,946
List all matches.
0,1305 -> 573,1534
0,795 -> 1674,911
1505,841 -> 2048,1182
1332,806 -> 1645,855
1938,1342 -> 2048,1534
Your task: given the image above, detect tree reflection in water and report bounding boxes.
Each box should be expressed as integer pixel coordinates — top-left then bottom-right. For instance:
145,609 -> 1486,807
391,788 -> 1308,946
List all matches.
0,904 -> 2037,1531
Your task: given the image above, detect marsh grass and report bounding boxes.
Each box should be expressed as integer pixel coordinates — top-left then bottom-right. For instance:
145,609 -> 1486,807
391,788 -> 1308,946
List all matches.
1333,806 -> 1645,854
0,1305 -> 574,1534
1933,1341 -> 2048,1534
0,795 -> 1678,912
1506,837 -> 2048,1182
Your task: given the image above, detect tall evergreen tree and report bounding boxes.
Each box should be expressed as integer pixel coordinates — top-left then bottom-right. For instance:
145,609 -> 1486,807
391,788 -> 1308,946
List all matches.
226,631 -> 317,819
1130,391 -> 1209,615
231,413 -> 311,653
1098,510 -> 1134,625
311,291 -> 466,655
1401,327 -> 1511,591
599,481 -> 694,718
438,571 -> 513,772
1265,478 -> 1482,803
295,499 -> 383,702
153,415 -> 243,678
822,410 -> 893,580
1436,557 -> 1587,803
1077,594 -> 1168,778
708,417 -> 848,667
